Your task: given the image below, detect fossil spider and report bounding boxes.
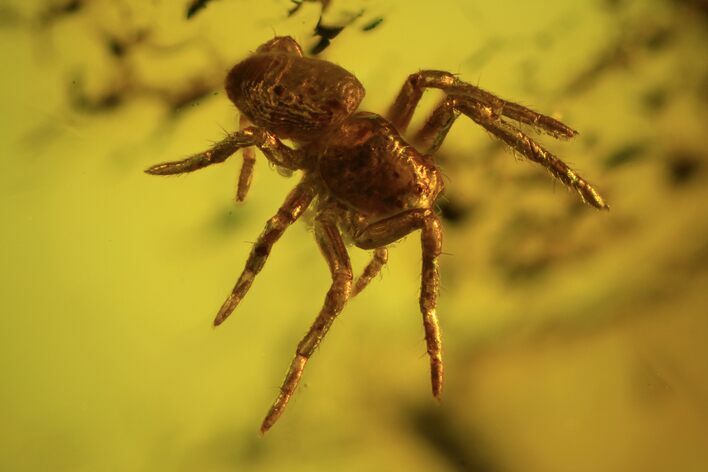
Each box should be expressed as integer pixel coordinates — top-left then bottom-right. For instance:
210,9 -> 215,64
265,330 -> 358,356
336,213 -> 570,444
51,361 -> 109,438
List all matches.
146,36 -> 608,433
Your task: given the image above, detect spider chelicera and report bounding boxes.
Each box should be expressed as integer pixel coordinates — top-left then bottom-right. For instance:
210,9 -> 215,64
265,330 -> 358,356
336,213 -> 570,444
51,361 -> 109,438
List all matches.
146,36 -> 608,433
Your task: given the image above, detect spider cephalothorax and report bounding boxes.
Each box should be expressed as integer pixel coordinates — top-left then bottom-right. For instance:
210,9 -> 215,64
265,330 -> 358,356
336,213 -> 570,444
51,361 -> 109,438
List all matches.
146,36 -> 608,433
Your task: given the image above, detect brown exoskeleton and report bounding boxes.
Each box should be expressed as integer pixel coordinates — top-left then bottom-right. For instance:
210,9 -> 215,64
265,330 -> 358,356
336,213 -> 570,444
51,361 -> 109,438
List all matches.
146,36 -> 608,433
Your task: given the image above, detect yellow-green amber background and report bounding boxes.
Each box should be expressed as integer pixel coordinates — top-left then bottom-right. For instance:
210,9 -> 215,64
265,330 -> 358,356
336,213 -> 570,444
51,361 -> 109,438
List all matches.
1,0 -> 707,470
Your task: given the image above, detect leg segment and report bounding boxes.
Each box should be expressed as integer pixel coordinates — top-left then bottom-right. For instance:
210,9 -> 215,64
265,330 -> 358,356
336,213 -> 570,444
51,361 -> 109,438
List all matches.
420,214 -> 444,399
387,70 -> 577,139
351,248 -> 388,297
235,115 -> 256,202
145,127 -> 304,175
213,180 -> 315,326
261,219 -> 352,433
237,147 -> 256,202
353,210 -> 444,398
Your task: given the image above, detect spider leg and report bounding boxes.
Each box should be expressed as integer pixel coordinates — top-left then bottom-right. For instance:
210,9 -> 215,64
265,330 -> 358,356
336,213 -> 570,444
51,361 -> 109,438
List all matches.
388,70 -> 577,139
410,95 -> 608,209
354,210 -> 444,399
213,179 -> 315,326
144,127 -> 304,175
477,116 -> 608,210
351,248 -> 388,297
235,115 -> 256,202
261,219 -> 352,433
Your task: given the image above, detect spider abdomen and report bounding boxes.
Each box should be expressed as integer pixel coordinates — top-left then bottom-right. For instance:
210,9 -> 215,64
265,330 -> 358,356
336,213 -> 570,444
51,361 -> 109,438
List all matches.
318,113 -> 443,216
225,53 -> 365,143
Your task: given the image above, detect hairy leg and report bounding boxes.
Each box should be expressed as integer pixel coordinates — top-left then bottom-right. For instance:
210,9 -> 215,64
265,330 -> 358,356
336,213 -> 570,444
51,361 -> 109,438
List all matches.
462,101 -> 608,208
389,70 -> 602,207
460,100 -> 607,209
353,209 -> 444,398
261,219 -> 352,433
145,127 -> 304,175
387,70 -> 577,139
213,179 -> 315,326
351,248 -> 388,297
411,94 -> 608,209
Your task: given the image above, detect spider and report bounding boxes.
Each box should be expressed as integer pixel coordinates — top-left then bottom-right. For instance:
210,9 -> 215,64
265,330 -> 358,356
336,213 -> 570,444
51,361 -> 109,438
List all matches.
146,36 -> 608,433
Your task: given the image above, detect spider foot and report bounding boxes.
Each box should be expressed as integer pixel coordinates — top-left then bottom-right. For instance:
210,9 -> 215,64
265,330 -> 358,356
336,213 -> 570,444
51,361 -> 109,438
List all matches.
260,354 -> 307,434
213,292 -> 244,326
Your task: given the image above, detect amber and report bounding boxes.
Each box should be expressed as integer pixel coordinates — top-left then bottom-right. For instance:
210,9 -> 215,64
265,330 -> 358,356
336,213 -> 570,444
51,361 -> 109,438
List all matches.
146,36 -> 607,433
